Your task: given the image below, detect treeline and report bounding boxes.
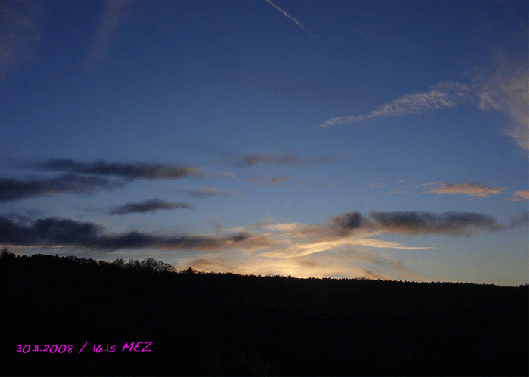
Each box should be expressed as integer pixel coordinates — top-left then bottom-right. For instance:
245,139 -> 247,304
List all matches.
1,249 -> 528,376
3,247 -> 526,286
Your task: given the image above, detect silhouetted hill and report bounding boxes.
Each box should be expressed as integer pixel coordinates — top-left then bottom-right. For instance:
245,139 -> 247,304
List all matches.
1,251 -> 527,376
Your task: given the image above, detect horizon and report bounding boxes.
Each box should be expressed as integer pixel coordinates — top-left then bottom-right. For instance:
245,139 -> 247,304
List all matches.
1,0 -> 527,285
4,249 -> 529,287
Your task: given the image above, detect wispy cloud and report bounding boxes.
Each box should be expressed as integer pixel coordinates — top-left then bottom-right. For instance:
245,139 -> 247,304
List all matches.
249,175 -> 319,187
317,55 -> 528,155
317,81 -> 474,128
424,181 -> 506,198
86,0 -> 133,67
250,176 -> 293,186
177,187 -> 235,198
237,152 -> 336,168
0,0 -> 43,79
35,158 -> 201,180
261,237 -> 430,259
0,174 -> 122,202
265,0 -> 314,36
473,53 -> 528,154
108,199 -> 191,215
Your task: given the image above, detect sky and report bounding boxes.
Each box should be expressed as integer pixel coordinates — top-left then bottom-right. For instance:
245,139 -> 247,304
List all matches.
1,0 -> 527,285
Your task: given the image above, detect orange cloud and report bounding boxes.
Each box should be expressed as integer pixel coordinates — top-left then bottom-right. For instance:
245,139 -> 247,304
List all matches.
511,190 -> 529,201
425,182 -> 505,197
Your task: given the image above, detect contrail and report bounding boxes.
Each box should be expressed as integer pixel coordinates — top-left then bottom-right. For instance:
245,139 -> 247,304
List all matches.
265,0 -> 314,36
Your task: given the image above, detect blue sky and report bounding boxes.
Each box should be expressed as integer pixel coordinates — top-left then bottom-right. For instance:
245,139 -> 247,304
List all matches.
1,0 -> 527,285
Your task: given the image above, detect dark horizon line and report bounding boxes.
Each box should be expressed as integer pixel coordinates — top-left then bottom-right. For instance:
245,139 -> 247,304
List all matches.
1,248 -> 526,287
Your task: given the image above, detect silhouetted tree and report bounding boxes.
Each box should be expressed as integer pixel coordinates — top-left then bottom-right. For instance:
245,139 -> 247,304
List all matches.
0,247 -> 15,260
182,266 -> 195,274
141,257 -> 160,271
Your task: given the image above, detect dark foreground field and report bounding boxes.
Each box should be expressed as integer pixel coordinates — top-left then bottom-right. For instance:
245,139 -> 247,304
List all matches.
1,252 -> 527,376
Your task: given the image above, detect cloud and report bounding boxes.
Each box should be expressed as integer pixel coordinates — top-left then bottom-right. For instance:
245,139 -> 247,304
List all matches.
324,210 -> 517,237
330,212 -> 369,236
174,143 -> 336,169
369,211 -> 502,235
108,199 -> 191,215
472,54 -> 528,154
0,174 -> 122,202
425,181 -> 506,198
265,0 -> 314,36
235,210 -> 525,262
0,215 -> 267,251
193,255 -> 393,280
317,54 -> 528,155
0,215 -> 103,246
317,81 -> 474,128
508,211 -> 528,229
250,176 -> 293,186
36,158 -> 201,180
86,0 -> 133,67
510,190 -> 529,201
237,153 -> 336,168
188,258 -> 234,273
261,237 -> 430,259
177,187 -> 235,198
0,0 -> 43,79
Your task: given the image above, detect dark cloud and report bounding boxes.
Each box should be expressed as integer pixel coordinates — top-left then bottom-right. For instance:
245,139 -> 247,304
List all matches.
0,215 -> 259,251
179,187 -> 234,198
330,212 -> 370,235
0,174 -> 122,202
326,210 -> 522,236
0,215 -> 102,246
37,158 -> 201,180
108,199 -> 191,215
369,211 -> 501,235
237,153 -> 336,168
508,211 -> 528,229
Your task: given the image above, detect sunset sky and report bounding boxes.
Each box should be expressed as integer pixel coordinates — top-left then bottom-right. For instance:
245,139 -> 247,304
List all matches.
1,0 -> 527,285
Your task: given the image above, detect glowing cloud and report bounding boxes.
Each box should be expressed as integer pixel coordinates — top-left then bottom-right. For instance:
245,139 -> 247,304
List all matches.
261,237 -> 430,259
510,190 -> 529,201
425,182 -> 506,198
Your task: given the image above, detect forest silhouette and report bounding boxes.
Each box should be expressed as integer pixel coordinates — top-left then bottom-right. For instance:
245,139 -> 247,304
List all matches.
1,248 -> 527,376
